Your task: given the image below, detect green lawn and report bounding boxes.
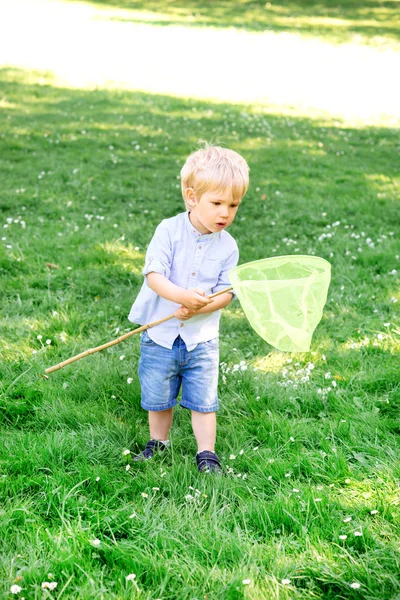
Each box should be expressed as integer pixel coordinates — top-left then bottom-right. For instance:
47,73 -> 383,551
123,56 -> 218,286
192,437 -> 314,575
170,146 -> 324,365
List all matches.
0,18 -> 399,599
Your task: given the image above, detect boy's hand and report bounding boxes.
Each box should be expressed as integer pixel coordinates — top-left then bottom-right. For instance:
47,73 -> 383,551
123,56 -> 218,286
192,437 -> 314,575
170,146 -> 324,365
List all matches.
174,306 -> 196,321
182,288 -> 213,311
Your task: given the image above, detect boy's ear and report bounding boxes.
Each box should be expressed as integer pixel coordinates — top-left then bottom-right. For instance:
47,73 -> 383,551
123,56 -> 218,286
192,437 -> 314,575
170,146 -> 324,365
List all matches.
185,187 -> 197,207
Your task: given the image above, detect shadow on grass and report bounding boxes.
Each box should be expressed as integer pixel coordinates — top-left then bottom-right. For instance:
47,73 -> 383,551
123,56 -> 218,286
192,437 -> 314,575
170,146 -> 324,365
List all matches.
67,0 -> 400,43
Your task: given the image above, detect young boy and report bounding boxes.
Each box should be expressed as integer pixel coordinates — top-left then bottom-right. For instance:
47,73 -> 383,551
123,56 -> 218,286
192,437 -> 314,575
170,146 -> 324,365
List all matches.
128,144 -> 249,472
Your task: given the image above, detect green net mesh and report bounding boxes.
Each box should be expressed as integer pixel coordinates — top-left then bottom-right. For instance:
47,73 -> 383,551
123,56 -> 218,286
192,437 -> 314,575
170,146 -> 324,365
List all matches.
229,255 -> 331,352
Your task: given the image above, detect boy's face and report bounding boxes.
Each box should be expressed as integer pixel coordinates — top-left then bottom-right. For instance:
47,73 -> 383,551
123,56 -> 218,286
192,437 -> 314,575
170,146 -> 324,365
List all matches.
186,187 -> 241,235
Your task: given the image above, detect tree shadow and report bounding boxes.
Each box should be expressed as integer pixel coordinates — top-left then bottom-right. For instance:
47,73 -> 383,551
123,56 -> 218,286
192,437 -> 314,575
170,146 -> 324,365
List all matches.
67,0 -> 400,43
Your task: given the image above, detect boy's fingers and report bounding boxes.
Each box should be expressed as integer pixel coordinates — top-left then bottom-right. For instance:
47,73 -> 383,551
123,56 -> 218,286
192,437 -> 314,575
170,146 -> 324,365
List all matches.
193,288 -> 206,296
194,292 -> 213,304
197,296 -> 213,305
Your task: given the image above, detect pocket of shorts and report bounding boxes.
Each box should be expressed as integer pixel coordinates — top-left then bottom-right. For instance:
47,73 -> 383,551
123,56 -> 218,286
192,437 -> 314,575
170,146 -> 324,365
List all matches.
203,337 -> 219,349
140,330 -> 156,346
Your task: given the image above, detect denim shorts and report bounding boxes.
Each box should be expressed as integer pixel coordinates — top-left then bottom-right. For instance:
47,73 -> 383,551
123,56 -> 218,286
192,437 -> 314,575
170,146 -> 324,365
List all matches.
138,331 -> 219,413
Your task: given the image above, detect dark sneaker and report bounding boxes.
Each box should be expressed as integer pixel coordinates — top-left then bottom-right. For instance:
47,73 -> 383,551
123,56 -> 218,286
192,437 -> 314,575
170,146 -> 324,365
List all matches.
132,439 -> 169,462
196,450 -> 222,473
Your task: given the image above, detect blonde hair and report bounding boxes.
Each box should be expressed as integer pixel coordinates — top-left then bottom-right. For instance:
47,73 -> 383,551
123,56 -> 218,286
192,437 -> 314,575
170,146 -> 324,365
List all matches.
181,143 -> 249,209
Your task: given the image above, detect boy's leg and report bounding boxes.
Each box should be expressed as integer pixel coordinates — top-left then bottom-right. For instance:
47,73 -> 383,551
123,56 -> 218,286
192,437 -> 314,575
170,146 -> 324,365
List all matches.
180,336 -> 221,471
149,408 -> 174,441
135,333 -> 181,461
191,410 -> 216,453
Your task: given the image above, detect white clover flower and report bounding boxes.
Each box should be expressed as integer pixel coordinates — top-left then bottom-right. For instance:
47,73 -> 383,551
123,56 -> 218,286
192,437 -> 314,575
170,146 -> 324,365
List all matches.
350,582 -> 361,589
141,492 -> 148,498
239,449 -> 244,455
126,464 -> 131,471
242,579 -> 251,585
96,476 -> 100,482
354,531 -> 363,536
152,487 -> 160,491
46,339 -> 52,345
127,378 -> 133,384
343,517 -> 352,522
339,535 -> 347,540
126,574 -> 136,581
10,585 -> 22,595
325,372 -> 331,379
37,334 -> 42,340
229,454 -> 236,460
314,498 -> 322,502
370,509 -> 378,515
119,355 -> 125,360
332,380 -> 337,388
281,579 -> 291,585
90,538 -> 101,547
290,436 -> 295,442
123,449 -> 131,456
292,488 -> 300,493
42,582 -> 58,591
345,478 -> 351,484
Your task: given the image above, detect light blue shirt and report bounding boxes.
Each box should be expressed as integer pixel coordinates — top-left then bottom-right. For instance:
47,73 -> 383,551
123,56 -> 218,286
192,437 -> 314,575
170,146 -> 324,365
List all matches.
128,211 -> 239,351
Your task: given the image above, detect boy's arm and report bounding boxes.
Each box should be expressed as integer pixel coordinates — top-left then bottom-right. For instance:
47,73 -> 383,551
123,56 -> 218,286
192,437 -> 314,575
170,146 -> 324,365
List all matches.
175,291 -> 233,320
195,292 -> 233,314
146,272 -> 213,310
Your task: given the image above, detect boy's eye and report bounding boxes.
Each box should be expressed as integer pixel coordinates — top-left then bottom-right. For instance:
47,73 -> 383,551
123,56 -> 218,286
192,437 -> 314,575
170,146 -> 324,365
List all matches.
213,202 -> 221,205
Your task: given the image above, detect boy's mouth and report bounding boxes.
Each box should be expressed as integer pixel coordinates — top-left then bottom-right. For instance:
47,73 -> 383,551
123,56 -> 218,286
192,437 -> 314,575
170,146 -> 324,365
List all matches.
216,222 -> 227,228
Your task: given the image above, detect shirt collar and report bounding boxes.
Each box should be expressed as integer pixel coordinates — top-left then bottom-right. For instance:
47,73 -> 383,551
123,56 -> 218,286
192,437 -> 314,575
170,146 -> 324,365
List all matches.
185,211 -> 219,241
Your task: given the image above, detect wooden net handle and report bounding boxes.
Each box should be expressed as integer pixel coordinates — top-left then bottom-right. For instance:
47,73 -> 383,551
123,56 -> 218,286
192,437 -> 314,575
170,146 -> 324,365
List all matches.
45,287 -> 233,374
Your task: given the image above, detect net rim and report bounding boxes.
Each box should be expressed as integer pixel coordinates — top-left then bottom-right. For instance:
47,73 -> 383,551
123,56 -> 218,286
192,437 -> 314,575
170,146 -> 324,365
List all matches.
230,254 -> 331,283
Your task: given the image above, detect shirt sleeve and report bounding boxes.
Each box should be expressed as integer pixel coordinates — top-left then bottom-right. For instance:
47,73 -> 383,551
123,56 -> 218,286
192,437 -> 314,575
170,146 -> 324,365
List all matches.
211,244 -> 239,299
142,221 -> 172,282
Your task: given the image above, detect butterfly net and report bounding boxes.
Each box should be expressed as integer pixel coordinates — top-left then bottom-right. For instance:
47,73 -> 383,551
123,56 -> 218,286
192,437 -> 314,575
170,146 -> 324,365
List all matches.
229,255 -> 331,352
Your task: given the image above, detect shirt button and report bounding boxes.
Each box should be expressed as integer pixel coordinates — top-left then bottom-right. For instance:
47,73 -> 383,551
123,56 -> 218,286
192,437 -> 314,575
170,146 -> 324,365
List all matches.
180,323 -> 184,328
198,246 -> 202,250
191,272 -> 196,277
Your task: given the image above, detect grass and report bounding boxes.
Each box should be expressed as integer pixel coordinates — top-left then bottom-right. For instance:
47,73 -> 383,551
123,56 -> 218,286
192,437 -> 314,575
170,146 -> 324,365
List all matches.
0,7 -> 400,597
